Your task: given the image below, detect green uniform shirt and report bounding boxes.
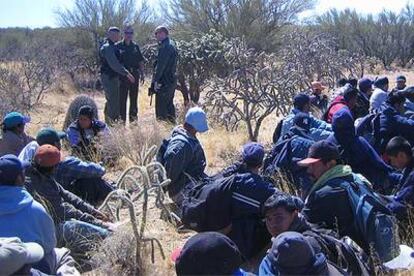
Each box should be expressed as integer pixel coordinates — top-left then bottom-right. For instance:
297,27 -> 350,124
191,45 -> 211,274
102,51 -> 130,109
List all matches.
99,39 -> 128,77
116,40 -> 145,71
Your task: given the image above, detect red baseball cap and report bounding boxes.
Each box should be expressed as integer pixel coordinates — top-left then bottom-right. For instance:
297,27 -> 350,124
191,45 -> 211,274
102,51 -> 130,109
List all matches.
34,145 -> 61,168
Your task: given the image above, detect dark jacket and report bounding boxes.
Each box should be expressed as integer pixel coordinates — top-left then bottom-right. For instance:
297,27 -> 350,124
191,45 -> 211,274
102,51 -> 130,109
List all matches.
327,108 -> 400,193
99,39 -> 128,78
388,160 -> 414,218
310,94 -> 329,113
25,168 -> 104,227
153,37 -> 177,86
116,40 -> 145,71
352,91 -> 370,119
266,126 -> 314,195
379,105 -> 414,153
228,172 -> 275,259
163,126 -> 207,197
303,165 -> 362,249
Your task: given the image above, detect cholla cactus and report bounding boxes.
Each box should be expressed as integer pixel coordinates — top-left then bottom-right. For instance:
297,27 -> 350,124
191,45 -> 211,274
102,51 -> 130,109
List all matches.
62,94 -> 99,130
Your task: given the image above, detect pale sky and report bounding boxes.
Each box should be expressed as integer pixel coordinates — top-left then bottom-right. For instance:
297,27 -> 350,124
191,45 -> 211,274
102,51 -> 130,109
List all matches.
0,0 -> 413,28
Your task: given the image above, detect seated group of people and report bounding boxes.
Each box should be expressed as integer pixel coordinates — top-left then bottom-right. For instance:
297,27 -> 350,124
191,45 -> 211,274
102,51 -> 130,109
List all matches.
0,106 -> 115,275
158,77 -> 414,275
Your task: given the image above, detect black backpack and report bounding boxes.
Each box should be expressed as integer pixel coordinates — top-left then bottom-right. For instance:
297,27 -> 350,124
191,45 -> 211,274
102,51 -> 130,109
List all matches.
304,229 -> 372,275
263,135 -> 295,177
181,175 -> 235,232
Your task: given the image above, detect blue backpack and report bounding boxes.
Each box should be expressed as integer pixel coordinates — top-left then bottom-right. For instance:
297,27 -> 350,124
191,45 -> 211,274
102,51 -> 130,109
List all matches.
336,175 -> 399,262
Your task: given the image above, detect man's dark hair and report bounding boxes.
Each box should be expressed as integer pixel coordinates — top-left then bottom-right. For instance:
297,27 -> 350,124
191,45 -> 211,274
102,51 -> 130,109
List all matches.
337,78 -> 348,87
262,192 -> 300,215
385,136 -> 412,157
343,85 -> 358,102
34,163 -> 55,176
387,92 -> 406,106
348,78 -> 358,88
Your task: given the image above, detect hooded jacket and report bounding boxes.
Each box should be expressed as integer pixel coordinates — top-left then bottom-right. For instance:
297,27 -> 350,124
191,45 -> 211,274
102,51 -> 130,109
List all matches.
0,186 -> 56,254
278,108 -> 332,143
163,126 -> 207,198
327,108 -> 400,193
370,87 -> 388,113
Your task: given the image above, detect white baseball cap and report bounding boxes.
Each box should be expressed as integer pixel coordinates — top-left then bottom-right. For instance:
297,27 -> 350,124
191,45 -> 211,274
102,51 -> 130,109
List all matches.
0,237 -> 44,275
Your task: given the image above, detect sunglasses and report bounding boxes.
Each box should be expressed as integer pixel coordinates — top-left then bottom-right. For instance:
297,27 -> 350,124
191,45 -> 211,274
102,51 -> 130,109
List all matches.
124,31 -> 134,35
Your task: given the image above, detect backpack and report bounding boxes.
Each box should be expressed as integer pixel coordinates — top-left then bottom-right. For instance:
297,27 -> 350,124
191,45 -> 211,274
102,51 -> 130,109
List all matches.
336,175 -> 399,263
304,229 -> 372,275
181,175 -> 235,232
156,134 -> 192,165
272,119 -> 284,144
262,135 -> 295,177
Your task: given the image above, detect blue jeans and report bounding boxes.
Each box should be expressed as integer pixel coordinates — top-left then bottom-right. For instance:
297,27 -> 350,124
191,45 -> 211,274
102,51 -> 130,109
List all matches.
59,220 -> 109,254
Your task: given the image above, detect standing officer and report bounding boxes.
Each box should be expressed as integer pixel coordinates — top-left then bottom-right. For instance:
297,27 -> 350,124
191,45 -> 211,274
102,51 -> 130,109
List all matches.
151,26 -> 178,123
99,26 -> 135,125
117,25 -> 145,123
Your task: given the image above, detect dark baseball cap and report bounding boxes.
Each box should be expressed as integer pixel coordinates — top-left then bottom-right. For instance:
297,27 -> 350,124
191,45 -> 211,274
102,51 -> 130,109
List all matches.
293,94 -> 311,110
298,140 -> 340,166
268,232 -> 329,275
36,128 -> 66,146
396,75 -> 406,82
0,155 -> 30,184
374,76 -> 389,87
78,105 -> 94,119
242,142 -> 265,166
175,232 -> 242,275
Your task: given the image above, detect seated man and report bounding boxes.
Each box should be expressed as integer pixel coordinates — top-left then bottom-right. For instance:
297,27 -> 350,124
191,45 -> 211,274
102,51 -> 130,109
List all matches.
182,142 -> 276,259
310,81 -> 329,114
370,76 -> 389,113
260,232 -> 346,275
378,92 -> 414,153
324,84 -> 358,123
174,232 -> 244,276
265,113 -> 315,196
0,155 -> 78,275
392,75 -> 407,92
385,136 -> 414,219
261,192 -> 371,275
67,105 -> 109,161
25,144 -> 114,256
352,77 -> 373,119
274,93 -> 331,143
158,107 -> 208,206
298,141 -> 399,262
19,127 -> 114,206
327,108 -> 400,194
0,112 -> 34,156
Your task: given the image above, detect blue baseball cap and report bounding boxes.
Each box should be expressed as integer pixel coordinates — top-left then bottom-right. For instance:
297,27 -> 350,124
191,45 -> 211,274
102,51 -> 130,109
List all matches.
358,78 -> 373,93
0,155 -> 30,184
242,142 -> 265,166
3,112 -> 30,129
185,107 -> 208,133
